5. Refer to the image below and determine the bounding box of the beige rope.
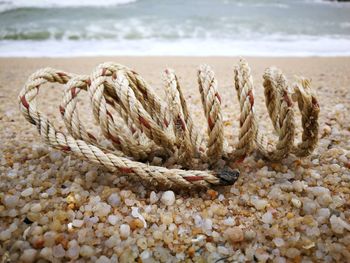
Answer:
[18,59,319,189]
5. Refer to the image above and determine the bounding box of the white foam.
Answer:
[0,0,137,12]
[1,36,350,57]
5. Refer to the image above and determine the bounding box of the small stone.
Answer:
[153,230,163,240]
[161,212,173,225]
[3,195,19,208]
[244,229,256,241]
[96,255,111,263]
[137,237,148,249]
[72,219,84,228]
[52,244,65,258]
[93,202,111,218]
[21,187,33,197]
[140,250,151,260]
[217,246,230,255]
[224,227,244,243]
[291,198,301,208]
[273,237,285,247]
[285,248,300,259]
[67,240,80,260]
[20,248,37,263]
[80,245,94,257]
[251,196,269,210]
[0,229,11,241]
[107,193,121,207]
[316,208,330,223]
[107,215,118,225]
[30,203,42,213]
[161,191,175,206]
[261,211,273,224]
[330,215,350,234]
[120,224,131,239]
[149,191,159,204]
[303,199,317,215]
[39,247,52,260]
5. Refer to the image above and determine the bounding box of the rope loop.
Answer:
[18,59,319,189]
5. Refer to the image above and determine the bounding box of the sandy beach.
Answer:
[0,56,350,262]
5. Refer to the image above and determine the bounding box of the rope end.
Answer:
[215,168,240,186]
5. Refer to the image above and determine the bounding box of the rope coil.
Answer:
[18,59,319,189]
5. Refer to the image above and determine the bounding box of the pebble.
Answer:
[273,237,285,247]
[20,248,37,263]
[72,219,84,228]
[21,187,33,197]
[330,215,350,234]
[107,193,121,207]
[285,248,300,259]
[251,197,268,210]
[3,195,19,208]
[0,229,11,241]
[107,215,118,225]
[120,224,131,239]
[39,247,52,260]
[67,240,80,259]
[96,255,111,263]
[161,191,175,206]
[149,191,159,204]
[291,198,301,208]
[80,245,95,257]
[303,199,317,215]
[224,227,244,243]
[52,244,65,258]
[261,211,273,224]
[30,203,42,213]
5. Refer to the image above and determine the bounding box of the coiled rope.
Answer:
[18,59,319,189]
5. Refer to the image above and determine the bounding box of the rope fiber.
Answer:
[18,59,320,189]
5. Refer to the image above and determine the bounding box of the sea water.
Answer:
[0,0,349,56]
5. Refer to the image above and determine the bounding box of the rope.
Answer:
[18,59,319,189]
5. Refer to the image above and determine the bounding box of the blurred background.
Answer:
[0,0,349,57]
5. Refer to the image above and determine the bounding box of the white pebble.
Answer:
[67,240,80,259]
[30,203,42,213]
[149,191,159,204]
[39,247,53,260]
[161,191,175,206]
[140,250,151,260]
[261,211,273,224]
[273,237,285,247]
[52,244,65,258]
[80,245,94,257]
[303,199,317,215]
[291,198,301,208]
[252,197,268,210]
[20,248,37,263]
[107,193,121,207]
[72,219,84,228]
[107,215,118,226]
[96,255,111,263]
[217,246,230,255]
[3,195,19,208]
[330,215,350,234]
[21,187,33,197]
[120,224,131,239]
[93,202,111,217]
[0,229,11,241]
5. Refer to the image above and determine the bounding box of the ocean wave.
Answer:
[0,0,137,13]
[1,36,350,57]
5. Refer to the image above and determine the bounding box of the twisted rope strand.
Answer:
[198,65,224,165]
[19,59,319,189]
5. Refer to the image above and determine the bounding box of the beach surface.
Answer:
[0,57,350,262]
